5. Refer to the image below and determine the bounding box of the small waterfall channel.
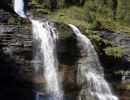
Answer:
[14,0,26,18]
[69,24,118,100]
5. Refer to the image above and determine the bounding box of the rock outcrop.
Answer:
[0,2,130,100]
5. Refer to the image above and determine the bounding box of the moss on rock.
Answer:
[54,22,75,39]
[104,47,126,58]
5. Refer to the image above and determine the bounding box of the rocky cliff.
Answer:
[0,1,130,100]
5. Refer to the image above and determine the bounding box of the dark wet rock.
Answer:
[95,29,130,99]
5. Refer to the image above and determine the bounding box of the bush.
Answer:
[116,0,130,25]
[91,20,102,29]
[55,22,74,39]
[104,47,125,58]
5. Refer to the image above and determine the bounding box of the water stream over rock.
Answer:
[14,0,26,18]
[31,20,63,100]
[69,24,119,100]
[14,0,63,99]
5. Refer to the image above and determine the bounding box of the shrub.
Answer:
[104,47,125,58]
[91,20,102,29]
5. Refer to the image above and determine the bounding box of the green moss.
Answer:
[8,16,22,25]
[55,22,74,39]
[32,0,44,4]
[126,84,130,90]
[104,47,125,58]
[37,8,51,14]
[59,64,68,69]
[89,34,112,53]
[90,35,112,46]
[90,20,102,29]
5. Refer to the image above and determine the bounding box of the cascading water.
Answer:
[31,20,63,100]
[69,24,119,100]
[14,0,63,99]
[14,0,26,18]
[13,0,118,99]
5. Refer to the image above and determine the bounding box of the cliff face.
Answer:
[0,9,35,100]
[96,30,130,100]
[0,1,130,100]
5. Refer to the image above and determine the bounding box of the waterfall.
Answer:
[13,0,63,99]
[31,20,63,100]
[69,24,118,100]
[14,0,26,18]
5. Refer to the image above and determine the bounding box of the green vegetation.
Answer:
[55,22,75,39]
[30,0,130,59]
[32,0,43,4]
[37,8,51,14]
[126,84,130,90]
[31,0,130,34]
[49,6,92,29]
[8,16,23,25]
[89,34,112,52]
[32,0,85,8]
[59,64,68,69]
[45,0,130,34]
[7,16,30,26]
[116,0,130,25]
[83,0,130,33]
[90,35,112,46]
[104,47,125,58]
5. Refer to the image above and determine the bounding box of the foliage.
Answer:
[32,0,51,8]
[59,64,68,69]
[90,35,112,46]
[32,0,85,8]
[104,47,125,58]
[90,20,102,29]
[32,0,130,26]
[49,6,91,29]
[7,16,30,25]
[90,34,112,53]
[32,0,44,4]
[8,16,22,25]
[126,85,130,90]
[32,0,130,33]
[36,8,51,14]
[84,0,130,25]
[55,22,74,39]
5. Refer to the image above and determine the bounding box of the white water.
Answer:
[69,24,118,100]
[13,0,63,99]
[14,0,26,18]
[32,20,63,100]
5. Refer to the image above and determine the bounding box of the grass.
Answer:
[89,11,130,34]
[49,6,92,29]
[48,5,130,34]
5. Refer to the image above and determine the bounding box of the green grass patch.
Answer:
[104,47,126,58]
[49,6,92,29]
